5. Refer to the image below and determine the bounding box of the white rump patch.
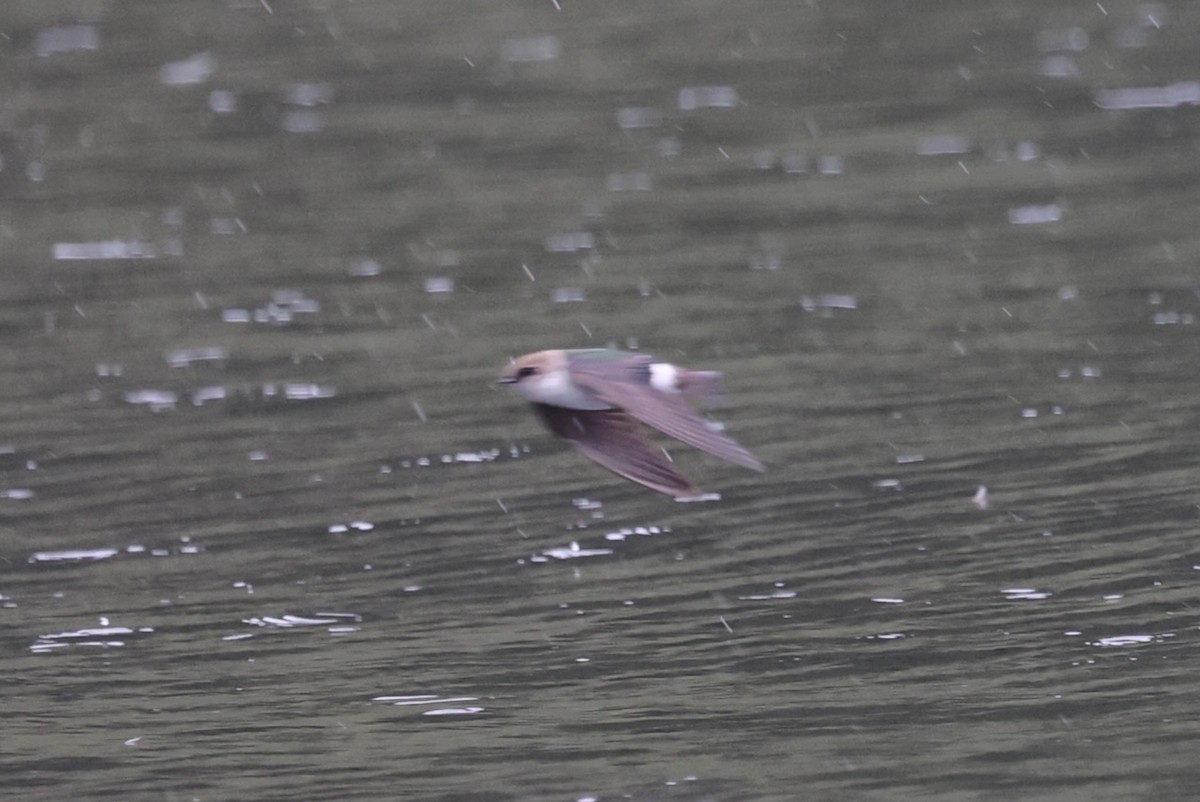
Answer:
[649,363,680,393]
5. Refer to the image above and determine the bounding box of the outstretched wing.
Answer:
[566,356,765,472]
[532,404,698,497]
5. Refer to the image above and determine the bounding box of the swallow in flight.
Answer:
[498,349,764,496]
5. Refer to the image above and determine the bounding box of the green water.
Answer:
[3,1,1200,800]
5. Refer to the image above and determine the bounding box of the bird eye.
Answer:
[516,366,538,378]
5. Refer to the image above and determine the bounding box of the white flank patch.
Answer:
[649,363,679,393]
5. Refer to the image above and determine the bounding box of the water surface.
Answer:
[3,1,1200,800]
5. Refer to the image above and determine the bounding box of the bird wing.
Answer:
[566,357,765,472]
[532,404,698,497]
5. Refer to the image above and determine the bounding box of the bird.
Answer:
[497,349,764,497]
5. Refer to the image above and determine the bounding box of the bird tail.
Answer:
[678,370,728,406]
